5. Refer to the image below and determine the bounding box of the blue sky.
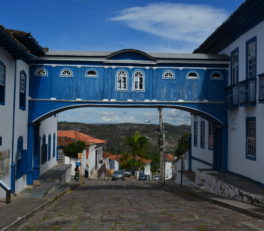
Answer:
[2,0,244,125]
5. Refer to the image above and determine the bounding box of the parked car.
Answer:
[152,175,160,181]
[124,169,132,177]
[138,173,148,180]
[112,170,125,181]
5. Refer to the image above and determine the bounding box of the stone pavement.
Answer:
[15,179,264,231]
[0,164,78,231]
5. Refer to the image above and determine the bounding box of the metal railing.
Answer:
[226,85,239,107]
[259,75,264,100]
[0,180,11,204]
[226,78,256,107]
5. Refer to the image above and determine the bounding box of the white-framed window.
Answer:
[133,70,144,91]
[193,121,198,147]
[231,48,239,85]
[59,68,73,77]
[162,71,175,79]
[246,117,256,160]
[116,70,128,90]
[208,122,214,150]
[0,62,5,105]
[85,69,98,78]
[246,37,257,79]
[200,120,205,149]
[210,71,222,80]
[187,71,199,79]
[19,71,26,110]
[34,67,48,76]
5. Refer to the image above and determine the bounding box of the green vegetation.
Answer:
[125,131,148,160]
[58,122,190,154]
[175,133,190,157]
[120,131,148,170]
[63,141,86,159]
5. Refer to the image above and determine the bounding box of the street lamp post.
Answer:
[158,108,165,186]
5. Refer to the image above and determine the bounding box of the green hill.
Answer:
[58,122,190,155]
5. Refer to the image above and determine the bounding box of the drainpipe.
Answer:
[10,60,17,193]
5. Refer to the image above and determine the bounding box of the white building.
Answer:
[57,130,106,178]
[0,27,57,199]
[191,0,264,184]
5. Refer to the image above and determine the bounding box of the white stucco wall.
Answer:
[191,115,213,171]
[39,115,58,175]
[144,163,152,178]
[221,20,264,184]
[0,48,15,198]
[0,49,31,197]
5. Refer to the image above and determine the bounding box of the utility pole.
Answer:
[158,108,165,186]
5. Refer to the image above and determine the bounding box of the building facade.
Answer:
[192,0,264,184]
[1,0,263,200]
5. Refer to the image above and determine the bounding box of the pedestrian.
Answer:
[85,164,89,178]
[74,165,80,181]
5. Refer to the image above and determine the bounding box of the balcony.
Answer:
[258,74,264,101]
[226,85,239,108]
[226,78,256,108]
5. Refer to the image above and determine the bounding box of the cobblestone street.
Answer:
[16,179,264,231]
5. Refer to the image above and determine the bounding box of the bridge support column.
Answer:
[26,123,37,185]
[213,125,228,172]
[33,124,40,180]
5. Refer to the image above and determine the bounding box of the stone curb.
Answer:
[1,183,79,231]
[162,183,264,220]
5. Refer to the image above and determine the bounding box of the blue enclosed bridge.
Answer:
[27,49,229,183]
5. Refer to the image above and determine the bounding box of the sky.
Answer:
[1,0,244,125]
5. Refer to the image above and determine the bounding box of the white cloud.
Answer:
[111,3,227,45]
[58,107,190,125]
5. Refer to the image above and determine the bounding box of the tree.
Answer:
[121,131,149,170]
[63,141,86,159]
[125,131,148,160]
[175,133,190,157]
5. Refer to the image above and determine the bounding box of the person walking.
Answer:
[85,164,89,179]
[74,165,80,181]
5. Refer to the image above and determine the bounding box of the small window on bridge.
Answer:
[60,68,73,77]
[34,67,48,76]
[162,71,174,79]
[85,69,98,78]
[187,71,199,79]
[116,70,128,90]
[211,71,222,80]
[133,70,144,91]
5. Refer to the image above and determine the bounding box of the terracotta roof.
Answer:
[165,154,175,162]
[0,25,45,60]
[135,156,152,164]
[58,130,106,146]
[103,152,121,161]
[58,136,75,147]
[6,28,46,56]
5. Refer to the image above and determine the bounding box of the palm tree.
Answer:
[125,131,148,160]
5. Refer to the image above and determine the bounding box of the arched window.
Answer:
[187,71,199,79]
[48,134,51,161]
[116,70,128,90]
[19,71,26,110]
[85,69,98,78]
[0,62,6,105]
[41,135,47,164]
[133,70,144,90]
[210,71,222,80]
[162,71,174,79]
[53,133,56,158]
[34,67,48,76]
[60,68,73,77]
[16,136,25,179]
